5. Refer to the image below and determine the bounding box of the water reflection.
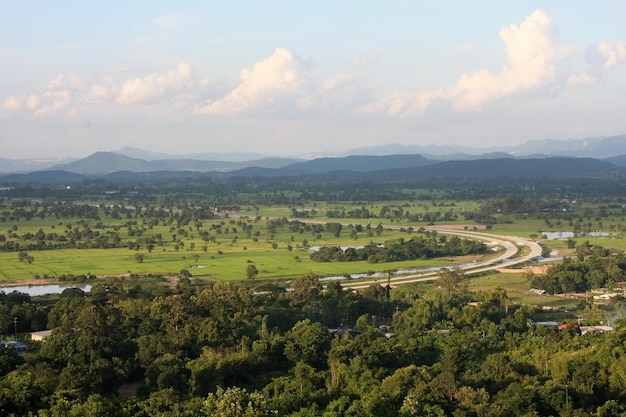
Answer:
[542,231,609,240]
[0,284,92,297]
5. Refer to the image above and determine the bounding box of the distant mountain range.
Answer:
[2,134,626,178]
[0,152,623,185]
[45,152,302,175]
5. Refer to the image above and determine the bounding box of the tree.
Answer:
[17,251,34,264]
[246,264,259,280]
[284,319,331,368]
[290,273,323,307]
[203,386,277,417]
[134,252,145,263]
[437,268,468,297]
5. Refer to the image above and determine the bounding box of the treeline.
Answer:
[1,269,626,415]
[4,174,626,204]
[530,245,626,294]
[311,235,487,263]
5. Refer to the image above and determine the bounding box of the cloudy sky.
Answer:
[2,1,626,159]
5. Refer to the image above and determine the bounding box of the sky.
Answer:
[2,1,626,159]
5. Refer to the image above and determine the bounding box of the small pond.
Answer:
[542,231,609,240]
[0,284,92,297]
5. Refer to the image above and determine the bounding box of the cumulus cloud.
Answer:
[360,90,443,117]
[447,10,571,111]
[4,78,73,116]
[585,41,626,80]
[567,71,595,87]
[597,42,626,71]
[26,95,40,111]
[2,71,117,116]
[3,97,22,110]
[87,83,117,102]
[117,63,195,104]
[1,63,202,118]
[365,10,578,116]
[195,48,312,115]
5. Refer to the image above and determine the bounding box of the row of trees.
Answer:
[311,235,487,263]
[1,265,626,415]
[529,247,626,294]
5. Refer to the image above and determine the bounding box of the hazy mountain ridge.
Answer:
[2,156,621,185]
[49,152,302,175]
[603,155,626,168]
[281,154,435,174]
[0,157,75,174]
[500,134,626,158]
[114,146,268,162]
[2,133,626,175]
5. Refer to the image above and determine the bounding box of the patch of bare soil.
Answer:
[0,278,58,288]
[497,266,548,274]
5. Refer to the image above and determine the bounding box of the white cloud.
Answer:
[585,42,626,80]
[3,96,22,110]
[152,13,179,30]
[360,90,443,117]
[365,10,575,116]
[48,74,65,89]
[321,74,359,93]
[33,90,71,116]
[47,90,71,110]
[447,10,570,111]
[597,42,626,71]
[26,95,40,111]
[117,63,195,104]
[87,83,117,101]
[195,48,312,115]
[567,71,595,87]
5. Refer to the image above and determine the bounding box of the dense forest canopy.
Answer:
[1,271,626,416]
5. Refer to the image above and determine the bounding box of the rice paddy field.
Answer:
[0,207,488,282]
[2,199,625,290]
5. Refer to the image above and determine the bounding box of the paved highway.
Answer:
[341,226,543,289]
[232,215,544,289]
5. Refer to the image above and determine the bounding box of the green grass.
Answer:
[0,213,485,282]
[4,200,626,287]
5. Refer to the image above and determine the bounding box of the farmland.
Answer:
[3,175,626,415]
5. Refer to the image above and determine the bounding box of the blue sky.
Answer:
[2,1,626,159]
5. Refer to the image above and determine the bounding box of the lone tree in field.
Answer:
[246,264,259,280]
[134,252,146,263]
[18,251,34,264]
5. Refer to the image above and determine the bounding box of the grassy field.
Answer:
[2,200,626,286]
[0,211,493,282]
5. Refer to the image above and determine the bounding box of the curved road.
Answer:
[232,215,544,289]
[340,226,543,289]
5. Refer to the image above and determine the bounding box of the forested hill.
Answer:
[49,151,301,175]
[235,157,623,181]
[363,157,623,180]
[604,154,626,168]
[279,154,435,174]
[0,156,623,184]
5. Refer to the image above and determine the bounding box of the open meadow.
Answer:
[2,198,626,284]
[1,202,493,282]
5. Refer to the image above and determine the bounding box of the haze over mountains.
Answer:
[2,134,626,178]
